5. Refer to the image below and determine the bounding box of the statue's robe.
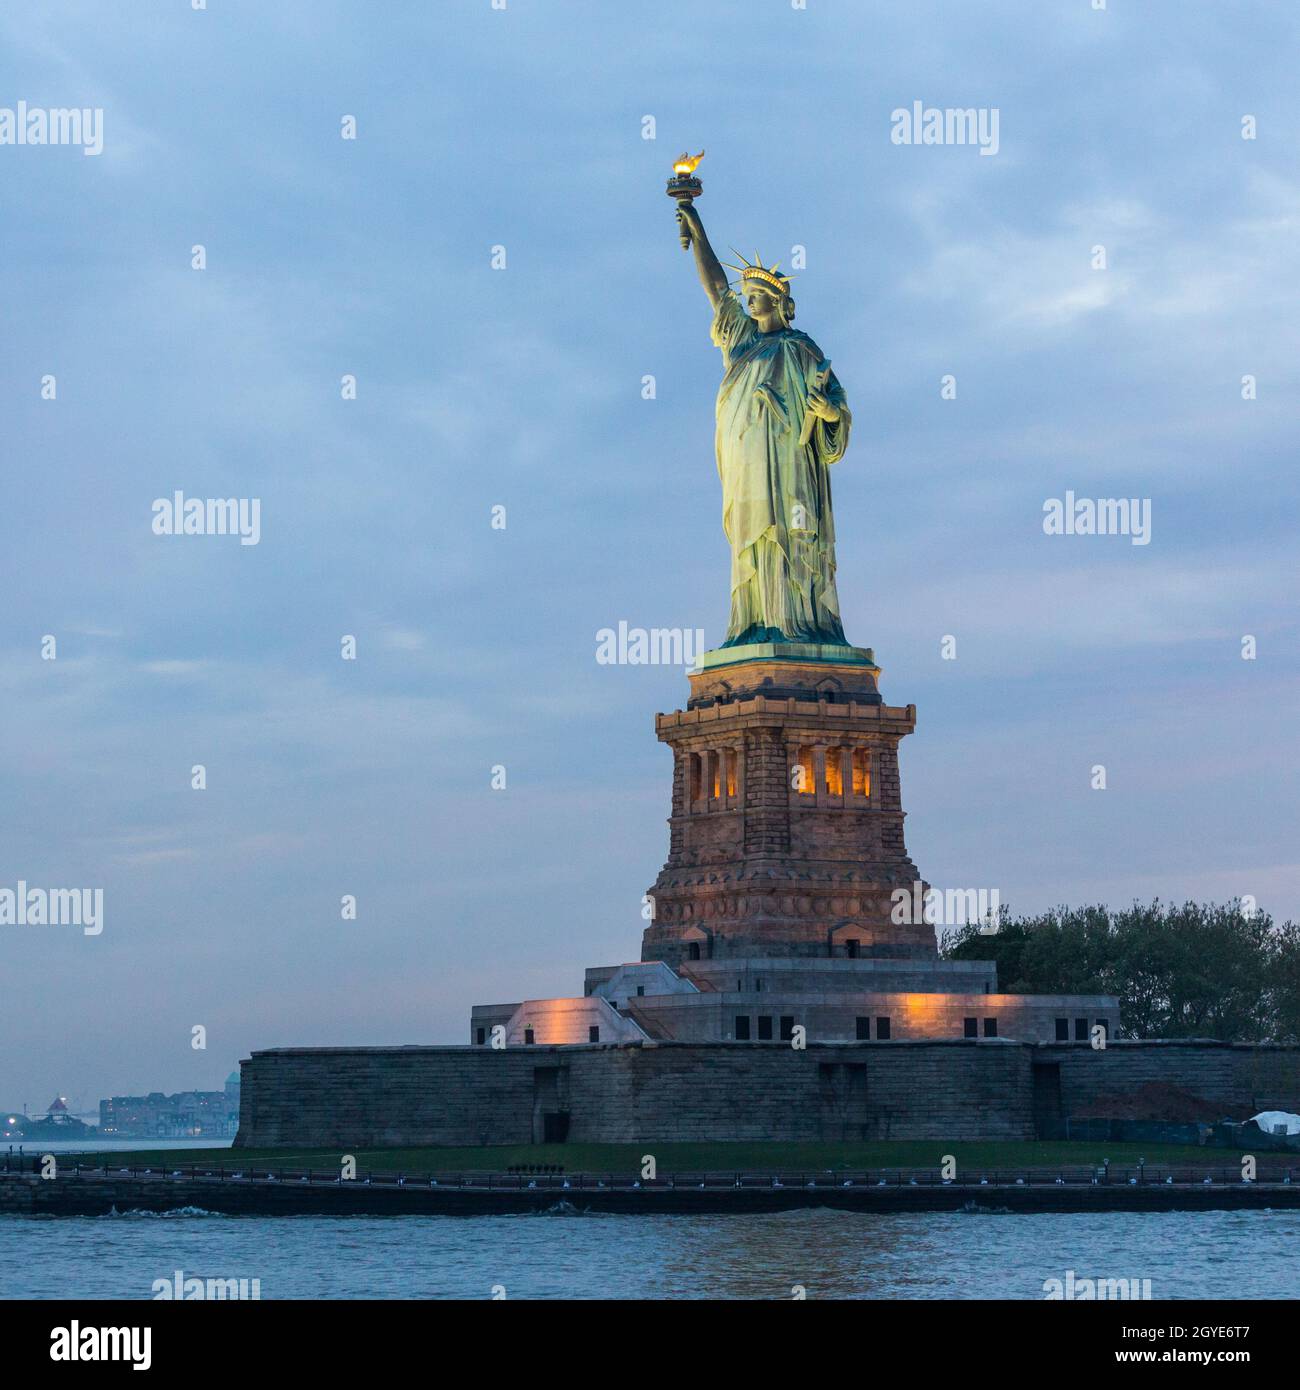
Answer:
[711,289,851,646]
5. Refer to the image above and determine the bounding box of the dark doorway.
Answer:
[1032,1062,1063,1138]
[531,1066,567,1143]
[818,1061,869,1140]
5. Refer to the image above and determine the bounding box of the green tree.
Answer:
[942,900,1289,1041]
[1268,921,1300,1043]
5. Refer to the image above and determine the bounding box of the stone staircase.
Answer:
[675,964,717,992]
[621,1003,674,1040]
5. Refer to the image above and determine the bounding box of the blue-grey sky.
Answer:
[2,0,1297,1112]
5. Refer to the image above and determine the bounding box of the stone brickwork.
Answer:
[238,1041,1033,1147]
[469,996,647,1047]
[643,653,931,966]
[623,991,1117,1045]
[236,1039,1300,1150]
[1037,1041,1300,1118]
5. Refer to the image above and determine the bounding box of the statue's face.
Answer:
[744,283,785,329]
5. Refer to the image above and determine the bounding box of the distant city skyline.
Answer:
[2,0,1297,1105]
[1,1073,236,1119]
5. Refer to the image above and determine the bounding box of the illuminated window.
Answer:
[709,750,721,799]
[824,746,844,796]
[852,748,870,796]
[725,748,738,797]
[793,747,814,795]
[689,753,702,802]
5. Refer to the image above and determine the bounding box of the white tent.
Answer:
[1249,1111,1300,1136]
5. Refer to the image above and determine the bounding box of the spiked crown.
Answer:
[723,250,791,297]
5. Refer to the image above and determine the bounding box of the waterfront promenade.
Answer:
[3,1159,1297,1217]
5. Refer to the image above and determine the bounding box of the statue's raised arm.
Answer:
[676,202,727,311]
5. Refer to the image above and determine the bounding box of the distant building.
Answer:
[99,1084,239,1139]
[2,1096,95,1142]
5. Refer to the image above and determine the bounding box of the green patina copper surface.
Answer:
[694,641,877,673]
[675,187,855,649]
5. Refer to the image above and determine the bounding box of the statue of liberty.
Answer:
[676,198,852,648]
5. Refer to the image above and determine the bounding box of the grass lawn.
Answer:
[59,1138,1262,1175]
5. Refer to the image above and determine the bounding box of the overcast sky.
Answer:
[2,0,1297,1113]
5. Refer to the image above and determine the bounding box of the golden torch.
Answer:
[667,151,704,248]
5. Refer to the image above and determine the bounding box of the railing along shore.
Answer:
[2,1156,1294,1190]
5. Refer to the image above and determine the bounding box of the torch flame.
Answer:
[672,150,705,176]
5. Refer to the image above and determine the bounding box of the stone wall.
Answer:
[468,996,646,1047]
[572,990,1117,1046]
[714,992,1116,1045]
[565,1040,1034,1144]
[237,1039,1300,1151]
[471,972,1116,1047]
[1038,1041,1300,1116]
[238,1040,1034,1147]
